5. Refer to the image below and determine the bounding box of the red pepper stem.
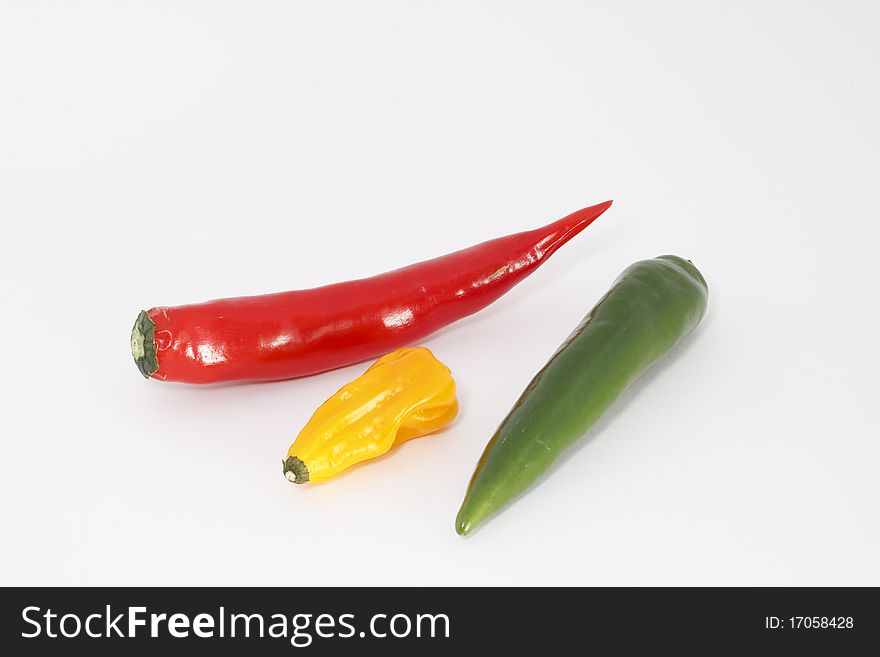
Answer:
[131,311,158,378]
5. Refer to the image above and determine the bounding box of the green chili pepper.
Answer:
[455,255,708,535]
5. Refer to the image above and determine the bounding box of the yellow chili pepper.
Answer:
[282,347,458,484]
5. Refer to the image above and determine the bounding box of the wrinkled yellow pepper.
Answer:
[282,347,458,484]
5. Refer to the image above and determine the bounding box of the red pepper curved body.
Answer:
[132,201,612,383]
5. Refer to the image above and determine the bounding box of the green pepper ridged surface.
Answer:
[455,255,708,536]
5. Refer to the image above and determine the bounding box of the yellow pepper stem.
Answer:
[282,456,309,484]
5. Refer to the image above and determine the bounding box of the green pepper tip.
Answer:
[454,503,484,536]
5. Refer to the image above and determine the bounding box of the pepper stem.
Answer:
[283,456,310,484]
[131,310,158,378]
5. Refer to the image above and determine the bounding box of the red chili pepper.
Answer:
[131,200,612,383]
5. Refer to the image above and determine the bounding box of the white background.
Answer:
[1,1,878,586]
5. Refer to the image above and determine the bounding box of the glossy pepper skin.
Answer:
[455,256,708,535]
[130,201,612,383]
[283,347,457,484]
